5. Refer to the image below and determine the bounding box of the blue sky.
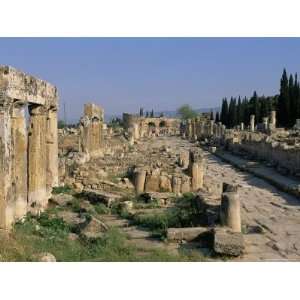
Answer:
[0,38,300,122]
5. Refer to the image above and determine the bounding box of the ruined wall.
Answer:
[0,66,58,229]
[227,131,300,175]
[123,113,180,141]
[79,103,104,158]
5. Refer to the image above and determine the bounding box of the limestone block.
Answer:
[145,174,160,192]
[213,227,244,256]
[167,227,210,242]
[172,175,182,194]
[181,175,191,193]
[159,175,172,192]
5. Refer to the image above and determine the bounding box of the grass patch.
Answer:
[94,203,110,215]
[52,186,73,195]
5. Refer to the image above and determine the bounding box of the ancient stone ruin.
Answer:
[0,66,58,229]
[123,112,180,143]
[79,103,104,158]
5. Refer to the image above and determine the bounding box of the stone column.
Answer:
[11,103,28,219]
[190,160,204,190]
[187,120,192,139]
[0,106,13,229]
[188,149,205,191]
[134,169,146,194]
[46,108,59,193]
[270,110,276,129]
[28,105,48,212]
[240,122,244,131]
[172,175,182,194]
[210,120,214,136]
[250,115,255,132]
[262,117,268,131]
[133,123,140,140]
[220,192,241,232]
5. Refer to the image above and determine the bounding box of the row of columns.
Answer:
[0,101,58,229]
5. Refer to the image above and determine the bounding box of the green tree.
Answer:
[228,97,237,128]
[139,107,144,117]
[177,104,197,120]
[58,120,65,129]
[220,98,229,126]
[277,69,289,127]
[215,111,220,123]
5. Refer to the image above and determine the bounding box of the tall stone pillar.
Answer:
[240,122,244,131]
[28,105,48,212]
[220,192,241,232]
[250,115,255,132]
[134,169,146,194]
[0,106,13,229]
[270,110,276,129]
[262,117,268,131]
[46,108,59,193]
[133,123,140,140]
[11,103,28,219]
[188,149,205,191]
[210,120,214,136]
[187,119,192,139]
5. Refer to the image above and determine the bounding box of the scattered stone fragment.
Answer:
[213,227,244,256]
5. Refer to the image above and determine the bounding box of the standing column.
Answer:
[46,108,59,194]
[28,105,47,212]
[250,115,255,132]
[0,105,13,229]
[220,192,241,232]
[134,169,146,194]
[270,110,276,129]
[262,117,268,131]
[11,103,28,219]
[188,149,205,191]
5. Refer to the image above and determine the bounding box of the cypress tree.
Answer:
[215,111,220,123]
[221,98,229,126]
[278,69,289,127]
[236,96,242,125]
[288,74,294,126]
[228,97,237,128]
[139,107,144,117]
